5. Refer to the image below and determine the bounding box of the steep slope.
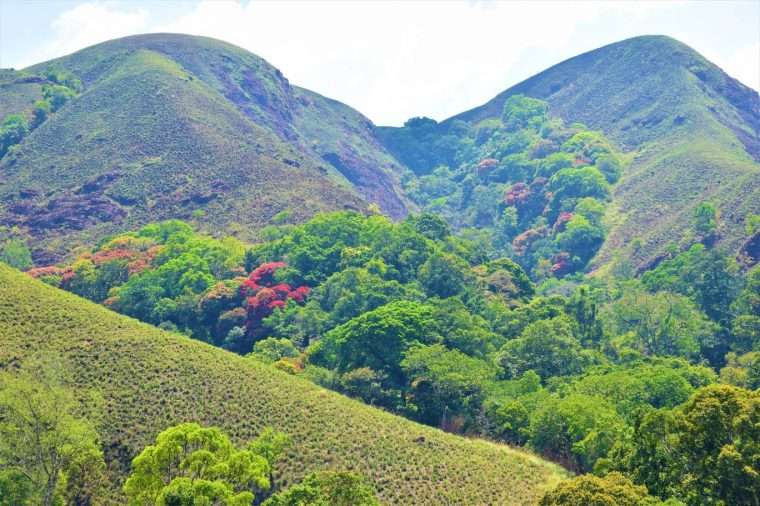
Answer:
[384,35,760,272]
[0,34,408,264]
[0,263,566,505]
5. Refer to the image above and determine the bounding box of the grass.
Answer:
[0,34,407,263]
[0,263,567,505]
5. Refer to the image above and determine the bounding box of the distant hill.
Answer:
[382,35,760,272]
[0,34,409,264]
[0,263,566,505]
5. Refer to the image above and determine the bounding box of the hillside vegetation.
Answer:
[0,263,567,505]
[382,35,760,272]
[0,34,408,264]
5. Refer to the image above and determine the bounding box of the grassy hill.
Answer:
[0,263,566,505]
[0,34,408,264]
[396,35,760,272]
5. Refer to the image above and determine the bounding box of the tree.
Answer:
[417,252,468,298]
[249,337,299,364]
[0,238,32,270]
[498,316,587,380]
[693,202,717,240]
[611,385,760,506]
[311,301,439,385]
[0,114,29,157]
[540,472,666,506]
[547,166,609,221]
[32,99,51,127]
[406,213,451,241]
[124,423,286,505]
[42,84,76,111]
[262,471,379,506]
[501,95,549,131]
[529,394,625,472]
[401,344,497,428]
[731,265,760,353]
[602,287,717,359]
[0,356,104,506]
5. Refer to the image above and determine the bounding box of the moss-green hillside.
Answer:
[429,35,760,271]
[0,34,408,264]
[0,263,566,505]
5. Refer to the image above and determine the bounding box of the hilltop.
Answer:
[0,263,566,505]
[381,35,760,272]
[0,34,408,264]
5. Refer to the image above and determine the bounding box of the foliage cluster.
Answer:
[389,95,621,278]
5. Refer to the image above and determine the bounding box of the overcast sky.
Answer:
[1,0,758,125]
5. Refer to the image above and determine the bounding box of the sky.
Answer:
[0,0,758,126]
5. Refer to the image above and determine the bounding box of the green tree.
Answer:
[401,343,497,428]
[249,337,299,364]
[693,202,718,239]
[612,385,760,506]
[262,471,379,506]
[731,265,760,353]
[501,95,549,131]
[602,287,717,358]
[498,316,587,380]
[32,99,51,127]
[0,113,29,157]
[417,251,468,298]
[124,423,285,505]
[311,301,439,385]
[42,84,76,111]
[0,356,104,506]
[0,238,32,270]
[529,394,625,472]
[540,472,667,506]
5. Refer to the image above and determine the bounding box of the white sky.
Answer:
[0,0,758,126]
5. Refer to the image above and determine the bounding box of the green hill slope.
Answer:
[384,35,760,272]
[0,34,408,264]
[0,263,566,505]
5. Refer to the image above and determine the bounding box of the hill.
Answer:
[0,34,408,264]
[382,35,760,272]
[0,263,566,505]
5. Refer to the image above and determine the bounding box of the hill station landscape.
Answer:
[0,27,759,506]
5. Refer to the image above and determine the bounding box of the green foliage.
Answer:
[262,471,379,506]
[42,83,76,112]
[499,316,588,380]
[0,355,105,506]
[612,385,760,506]
[386,95,619,278]
[250,337,300,364]
[693,201,718,238]
[601,286,717,358]
[502,95,548,131]
[0,113,28,158]
[123,423,280,505]
[529,394,625,472]
[401,344,497,427]
[540,472,666,506]
[313,300,438,382]
[0,237,32,270]
[417,251,468,298]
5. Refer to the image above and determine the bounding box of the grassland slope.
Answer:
[0,263,566,505]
